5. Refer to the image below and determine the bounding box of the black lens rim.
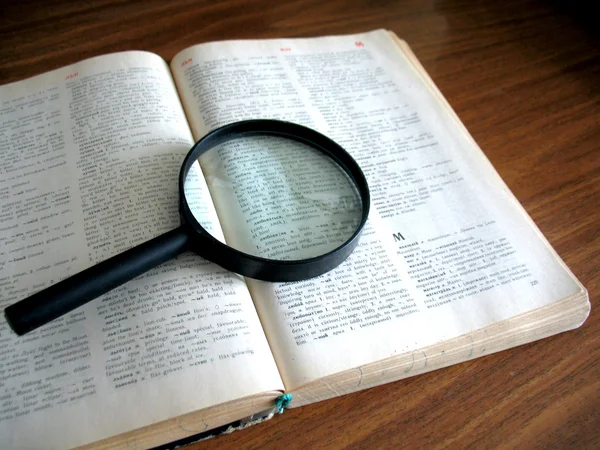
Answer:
[179,119,370,282]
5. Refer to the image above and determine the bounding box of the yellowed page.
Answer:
[281,32,590,408]
[170,30,585,391]
[0,52,282,449]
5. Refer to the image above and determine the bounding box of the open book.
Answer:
[0,30,589,449]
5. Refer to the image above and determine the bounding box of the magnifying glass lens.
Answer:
[184,135,362,260]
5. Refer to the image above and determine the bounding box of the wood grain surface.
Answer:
[1,0,598,448]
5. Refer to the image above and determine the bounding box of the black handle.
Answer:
[5,227,190,335]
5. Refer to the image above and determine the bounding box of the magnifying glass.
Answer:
[4,120,369,336]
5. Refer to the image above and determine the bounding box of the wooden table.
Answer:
[1,0,598,448]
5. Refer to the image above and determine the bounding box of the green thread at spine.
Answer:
[275,393,292,413]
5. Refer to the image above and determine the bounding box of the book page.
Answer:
[171,30,583,390]
[0,52,282,449]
